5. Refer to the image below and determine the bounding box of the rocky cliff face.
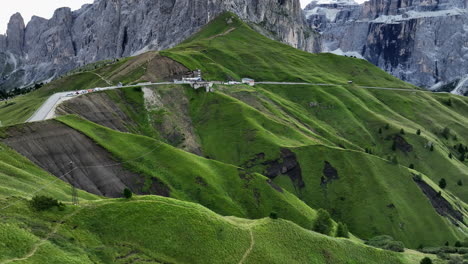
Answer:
[0,0,320,91]
[305,0,468,95]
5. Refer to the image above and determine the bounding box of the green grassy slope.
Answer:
[293,145,464,247]
[255,84,468,201]
[0,196,426,264]
[57,115,318,230]
[182,85,467,247]
[0,11,466,263]
[38,12,468,248]
[161,12,415,89]
[53,82,468,248]
[158,12,468,229]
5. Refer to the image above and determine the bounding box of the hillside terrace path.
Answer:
[0,206,85,264]
[26,81,425,123]
[0,199,219,263]
[238,228,255,264]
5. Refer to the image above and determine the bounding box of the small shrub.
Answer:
[458,144,465,154]
[366,235,405,252]
[30,195,64,211]
[462,239,468,247]
[446,99,452,107]
[417,129,421,136]
[449,153,453,159]
[458,180,463,186]
[313,209,332,235]
[430,145,434,151]
[446,241,450,246]
[385,123,390,130]
[392,142,397,151]
[400,129,405,135]
[414,174,422,181]
[336,222,349,238]
[442,127,451,139]
[448,256,464,264]
[378,128,383,134]
[460,154,466,162]
[437,252,450,260]
[420,257,432,264]
[269,212,278,219]
[386,241,405,252]
[455,241,462,247]
[420,246,468,255]
[123,188,133,199]
[439,178,447,189]
[409,164,415,169]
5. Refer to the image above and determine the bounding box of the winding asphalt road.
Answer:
[27,82,172,122]
[26,81,422,123]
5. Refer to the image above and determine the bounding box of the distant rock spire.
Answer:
[6,12,25,55]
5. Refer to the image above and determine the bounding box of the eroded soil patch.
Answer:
[2,121,169,198]
[57,92,135,132]
[321,161,339,187]
[413,175,464,226]
[263,148,305,191]
[392,135,413,153]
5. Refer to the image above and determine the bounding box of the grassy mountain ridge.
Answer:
[0,195,426,264]
[161,12,416,89]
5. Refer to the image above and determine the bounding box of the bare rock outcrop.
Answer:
[304,0,468,94]
[0,0,321,91]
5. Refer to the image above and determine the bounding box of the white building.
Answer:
[192,82,214,93]
[242,78,255,86]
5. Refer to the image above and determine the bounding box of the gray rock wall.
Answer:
[305,0,468,94]
[0,0,321,91]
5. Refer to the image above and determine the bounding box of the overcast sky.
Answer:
[1,0,364,34]
[0,0,94,34]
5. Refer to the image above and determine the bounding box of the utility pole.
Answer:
[69,161,78,205]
